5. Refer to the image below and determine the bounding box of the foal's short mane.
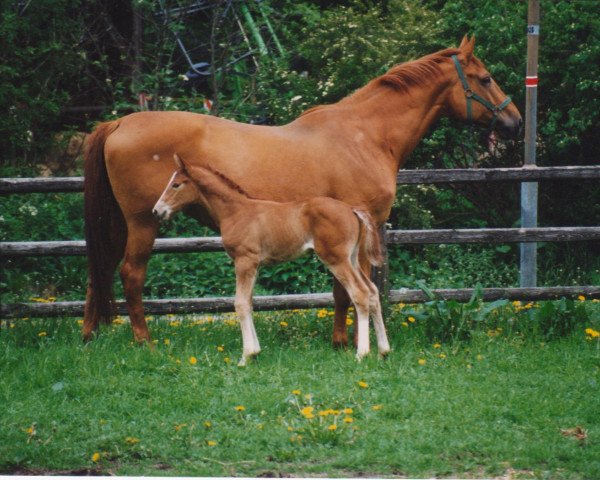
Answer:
[201,165,254,199]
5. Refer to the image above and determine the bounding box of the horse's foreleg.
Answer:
[234,256,260,366]
[332,277,351,348]
[119,219,158,343]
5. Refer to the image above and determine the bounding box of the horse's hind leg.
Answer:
[82,216,127,341]
[119,217,158,343]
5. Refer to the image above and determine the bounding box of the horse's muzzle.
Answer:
[496,114,523,139]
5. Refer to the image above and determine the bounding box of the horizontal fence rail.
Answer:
[2,166,600,194]
[2,164,598,319]
[2,286,599,319]
[2,227,600,258]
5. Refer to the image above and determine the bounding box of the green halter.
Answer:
[451,55,512,131]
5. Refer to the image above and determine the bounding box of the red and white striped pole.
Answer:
[520,0,540,287]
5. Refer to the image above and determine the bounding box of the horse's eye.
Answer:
[172,183,180,189]
[481,76,492,85]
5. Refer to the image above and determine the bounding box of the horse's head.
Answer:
[445,36,522,138]
[152,154,200,222]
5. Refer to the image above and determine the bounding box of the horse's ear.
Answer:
[459,35,475,64]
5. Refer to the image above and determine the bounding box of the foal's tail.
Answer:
[83,120,124,326]
[352,209,383,267]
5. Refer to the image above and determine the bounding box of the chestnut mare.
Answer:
[83,36,521,344]
[153,154,390,364]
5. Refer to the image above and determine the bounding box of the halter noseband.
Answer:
[451,55,512,131]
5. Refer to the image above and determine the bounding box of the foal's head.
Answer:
[152,154,200,222]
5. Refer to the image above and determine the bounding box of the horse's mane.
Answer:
[299,47,483,117]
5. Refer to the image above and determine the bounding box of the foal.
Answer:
[153,154,390,365]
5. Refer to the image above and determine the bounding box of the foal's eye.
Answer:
[172,183,181,189]
[481,76,492,86]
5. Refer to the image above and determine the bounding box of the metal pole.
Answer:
[520,0,540,287]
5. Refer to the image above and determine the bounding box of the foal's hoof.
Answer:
[355,351,369,362]
[238,351,260,367]
[378,348,392,359]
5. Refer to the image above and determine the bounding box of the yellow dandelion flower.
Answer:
[585,328,600,338]
[401,322,409,328]
[439,353,447,359]
[91,452,101,463]
[418,358,426,366]
[408,316,416,323]
[38,331,47,337]
[371,404,383,411]
[234,405,246,412]
[345,317,353,326]
[204,421,212,428]
[343,417,353,423]
[317,309,328,318]
[476,354,484,361]
[77,319,84,325]
[343,408,353,415]
[189,356,197,365]
[279,321,288,327]
[578,295,586,302]
[217,345,224,352]
[328,424,337,431]
[358,381,368,388]
[174,423,187,431]
[292,389,301,395]
[125,436,140,445]
[207,440,217,446]
[300,406,314,417]
[163,338,170,345]
[433,343,441,349]
[224,357,231,363]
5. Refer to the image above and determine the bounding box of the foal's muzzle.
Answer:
[152,202,172,222]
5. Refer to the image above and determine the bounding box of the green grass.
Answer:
[1,304,599,478]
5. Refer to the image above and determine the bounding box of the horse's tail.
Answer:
[352,209,383,267]
[83,120,124,325]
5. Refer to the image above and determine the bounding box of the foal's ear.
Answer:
[459,35,475,64]
[173,153,187,173]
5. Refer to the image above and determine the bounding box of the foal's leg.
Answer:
[360,270,391,356]
[328,262,371,360]
[234,256,260,366]
[119,217,158,343]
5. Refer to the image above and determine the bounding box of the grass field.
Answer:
[1,301,599,478]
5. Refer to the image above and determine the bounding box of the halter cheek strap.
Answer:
[451,55,512,131]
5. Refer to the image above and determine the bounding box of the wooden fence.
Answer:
[2,166,600,318]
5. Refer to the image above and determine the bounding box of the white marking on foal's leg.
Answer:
[234,259,261,367]
[361,272,390,356]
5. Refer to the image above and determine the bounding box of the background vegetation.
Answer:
[1,0,599,301]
